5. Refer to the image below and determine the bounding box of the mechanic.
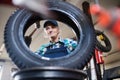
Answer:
[35,20,77,58]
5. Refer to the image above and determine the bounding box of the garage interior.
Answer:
[0,0,120,80]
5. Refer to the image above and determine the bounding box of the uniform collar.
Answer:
[49,38,63,45]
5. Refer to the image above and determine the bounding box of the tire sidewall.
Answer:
[5,1,95,69]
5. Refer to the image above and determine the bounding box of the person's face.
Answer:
[45,25,59,38]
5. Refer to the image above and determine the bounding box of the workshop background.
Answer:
[0,0,120,80]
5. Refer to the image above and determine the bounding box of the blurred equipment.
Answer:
[90,4,120,48]
[12,0,50,16]
[0,0,51,17]
[95,30,112,52]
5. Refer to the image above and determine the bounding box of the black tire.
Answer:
[13,67,87,80]
[4,0,96,69]
[96,30,112,52]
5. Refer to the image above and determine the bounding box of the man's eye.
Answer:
[46,27,49,30]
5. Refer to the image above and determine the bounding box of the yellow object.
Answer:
[98,34,104,41]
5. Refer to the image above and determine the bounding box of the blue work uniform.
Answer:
[35,38,77,58]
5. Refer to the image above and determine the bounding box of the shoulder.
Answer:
[62,38,77,43]
[62,38,77,51]
[61,38,77,47]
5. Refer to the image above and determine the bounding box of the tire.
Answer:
[96,30,112,52]
[4,0,96,69]
[13,67,87,80]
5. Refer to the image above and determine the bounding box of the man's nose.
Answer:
[48,28,53,32]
